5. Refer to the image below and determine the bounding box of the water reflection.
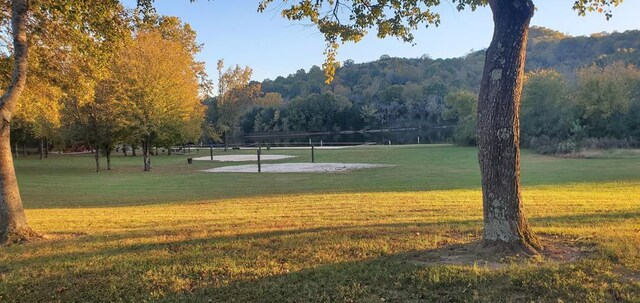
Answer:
[237,127,454,146]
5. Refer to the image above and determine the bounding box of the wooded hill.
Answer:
[239,27,640,137]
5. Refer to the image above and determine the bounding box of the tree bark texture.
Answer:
[0,0,39,244]
[477,0,540,253]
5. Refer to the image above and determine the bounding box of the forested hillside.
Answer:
[229,27,640,138]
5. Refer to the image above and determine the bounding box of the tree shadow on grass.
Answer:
[7,209,640,269]
[2,211,639,302]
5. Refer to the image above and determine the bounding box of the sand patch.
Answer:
[201,163,392,173]
[193,155,295,162]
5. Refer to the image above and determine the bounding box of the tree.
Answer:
[0,0,129,244]
[575,62,640,138]
[13,75,63,160]
[0,0,36,244]
[112,29,203,171]
[521,69,571,142]
[211,60,260,150]
[443,91,478,146]
[258,0,623,253]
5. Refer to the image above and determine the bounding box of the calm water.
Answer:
[235,128,454,147]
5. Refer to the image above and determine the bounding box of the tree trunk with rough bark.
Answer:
[0,0,40,244]
[477,0,541,254]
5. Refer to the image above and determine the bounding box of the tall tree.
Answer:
[0,0,36,244]
[211,60,260,150]
[521,69,571,141]
[111,29,203,171]
[0,0,128,244]
[258,0,623,253]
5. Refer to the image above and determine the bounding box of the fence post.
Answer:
[417,137,420,144]
[210,144,213,160]
[311,144,315,163]
[257,148,261,173]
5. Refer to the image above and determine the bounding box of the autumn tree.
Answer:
[258,0,624,253]
[0,0,129,244]
[111,29,203,171]
[210,60,260,150]
[12,75,63,159]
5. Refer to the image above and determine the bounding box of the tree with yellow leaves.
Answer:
[111,29,204,171]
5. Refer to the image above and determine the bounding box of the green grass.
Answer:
[1,145,639,302]
[14,145,640,208]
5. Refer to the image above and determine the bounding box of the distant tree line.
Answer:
[444,62,640,153]
[204,27,640,152]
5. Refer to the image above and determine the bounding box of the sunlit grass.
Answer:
[2,146,639,301]
[1,182,638,302]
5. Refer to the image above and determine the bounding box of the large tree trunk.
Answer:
[0,0,39,244]
[132,144,137,156]
[477,0,540,254]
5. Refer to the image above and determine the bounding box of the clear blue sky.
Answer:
[122,1,639,83]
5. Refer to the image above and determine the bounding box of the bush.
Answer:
[580,137,632,149]
[555,140,579,154]
[529,136,560,155]
[528,136,639,155]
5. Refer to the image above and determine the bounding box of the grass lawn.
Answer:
[1,145,639,302]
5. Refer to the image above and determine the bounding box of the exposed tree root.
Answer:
[1,226,42,245]
[411,235,594,269]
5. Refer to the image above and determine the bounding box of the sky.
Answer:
[121,1,640,83]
